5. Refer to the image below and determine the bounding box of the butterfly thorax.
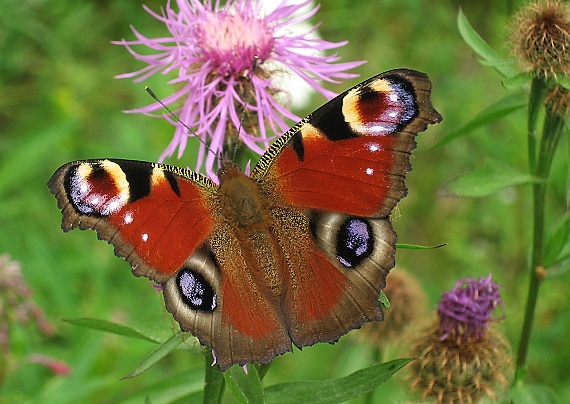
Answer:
[217,161,269,232]
[216,161,285,299]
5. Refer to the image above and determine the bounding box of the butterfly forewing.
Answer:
[48,159,218,282]
[252,69,442,218]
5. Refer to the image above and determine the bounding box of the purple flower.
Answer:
[437,274,505,342]
[114,0,364,177]
[0,254,54,356]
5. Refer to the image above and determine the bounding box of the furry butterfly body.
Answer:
[48,69,441,370]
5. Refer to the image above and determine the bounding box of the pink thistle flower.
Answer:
[437,274,505,342]
[114,0,364,177]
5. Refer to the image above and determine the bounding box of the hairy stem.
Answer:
[515,93,565,382]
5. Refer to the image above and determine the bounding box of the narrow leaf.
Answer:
[457,9,517,77]
[264,358,412,403]
[64,318,158,343]
[431,92,527,149]
[124,333,184,378]
[438,160,542,197]
[507,383,561,404]
[116,368,204,403]
[556,74,570,90]
[224,365,264,404]
[378,290,391,309]
[503,72,533,90]
[544,213,570,268]
[397,243,447,250]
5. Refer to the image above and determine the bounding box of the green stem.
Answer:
[527,77,549,174]
[515,104,565,382]
[203,350,225,404]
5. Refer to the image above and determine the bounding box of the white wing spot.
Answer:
[124,211,133,224]
[142,233,149,242]
[366,167,374,176]
[368,142,380,152]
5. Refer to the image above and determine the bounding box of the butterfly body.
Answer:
[49,69,441,370]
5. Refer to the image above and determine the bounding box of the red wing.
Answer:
[48,159,217,283]
[252,69,442,218]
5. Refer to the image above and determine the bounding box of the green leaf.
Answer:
[431,92,527,149]
[378,290,390,309]
[64,318,159,343]
[114,368,204,404]
[224,364,264,404]
[396,243,447,250]
[507,383,561,404]
[457,8,517,77]
[438,160,542,197]
[555,74,570,90]
[264,358,412,403]
[503,71,533,90]
[544,213,570,268]
[124,333,185,378]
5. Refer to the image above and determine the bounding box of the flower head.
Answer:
[508,0,570,78]
[410,325,512,403]
[115,0,363,177]
[545,84,570,116]
[437,273,504,343]
[409,274,511,403]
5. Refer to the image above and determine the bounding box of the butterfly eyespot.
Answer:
[177,268,217,312]
[66,161,130,216]
[343,75,418,137]
[336,218,374,268]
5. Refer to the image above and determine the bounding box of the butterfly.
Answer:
[48,69,441,371]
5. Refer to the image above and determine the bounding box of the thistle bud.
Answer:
[508,0,570,78]
[409,275,512,403]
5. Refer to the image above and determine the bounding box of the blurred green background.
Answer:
[1,0,568,402]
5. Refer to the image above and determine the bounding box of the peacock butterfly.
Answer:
[48,69,441,371]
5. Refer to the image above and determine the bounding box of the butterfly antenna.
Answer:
[231,55,259,163]
[144,86,211,154]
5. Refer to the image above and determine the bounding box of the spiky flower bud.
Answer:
[545,84,570,116]
[409,274,512,403]
[508,0,570,78]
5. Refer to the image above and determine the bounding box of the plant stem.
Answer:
[527,77,549,174]
[515,98,565,382]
